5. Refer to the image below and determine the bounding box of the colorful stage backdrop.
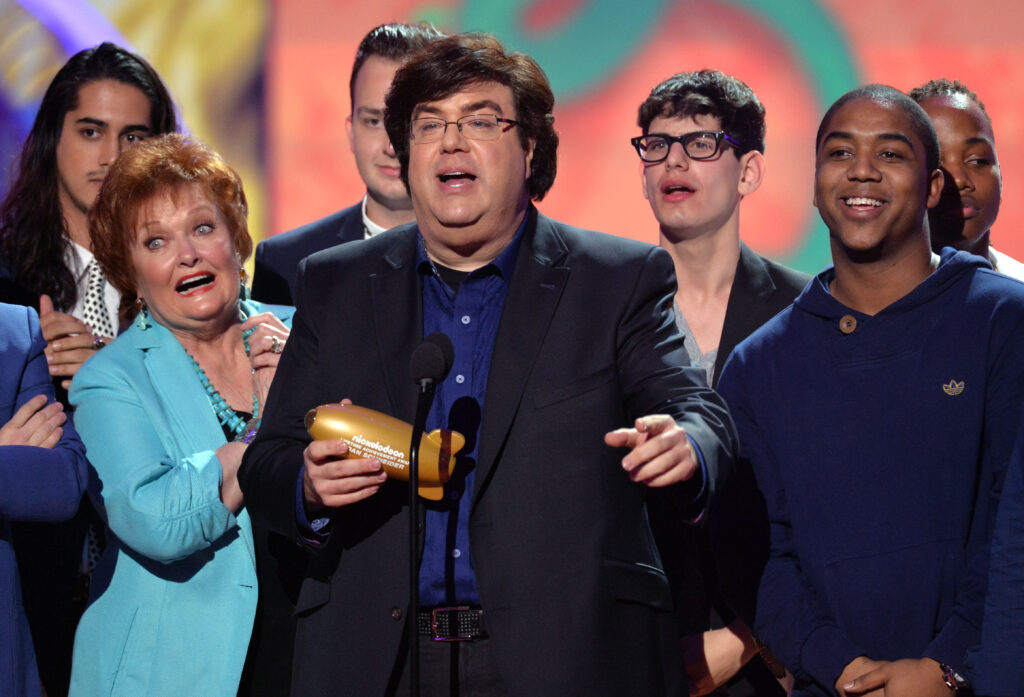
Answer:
[3,0,1023,274]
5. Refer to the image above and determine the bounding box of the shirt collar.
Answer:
[63,239,95,283]
[361,195,390,239]
[416,214,528,281]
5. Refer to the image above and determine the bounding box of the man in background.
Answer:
[909,78,1024,279]
[251,22,443,304]
[632,69,808,696]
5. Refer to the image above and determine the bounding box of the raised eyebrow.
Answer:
[412,104,444,118]
[964,136,996,149]
[75,117,108,129]
[875,132,914,149]
[461,100,504,115]
[820,131,854,147]
[120,125,153,136]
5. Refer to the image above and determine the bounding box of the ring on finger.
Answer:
[92,335,107,350]
[270,335,283,354]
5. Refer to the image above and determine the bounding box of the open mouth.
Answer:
[176,273,215,294]
[438,171,477,185]
[663,184,694,195]
[843,196,883,208]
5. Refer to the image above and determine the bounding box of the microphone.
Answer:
[410,332,454,389]
[407,332,453,697]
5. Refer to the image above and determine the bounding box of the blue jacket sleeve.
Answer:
[70,354,237,564]
[0,306,88,521]
[972,420,1024,696]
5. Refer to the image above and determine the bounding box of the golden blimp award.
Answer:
[305,403,465,501]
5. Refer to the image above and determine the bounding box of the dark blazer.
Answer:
[658,242,810,696]
[251,202,364,305]
[240,209,737,697]
[712,243,812,389]
[247,203,364,696]
[0,303,87,697]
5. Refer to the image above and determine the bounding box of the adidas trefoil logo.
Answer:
[943,379,965,396]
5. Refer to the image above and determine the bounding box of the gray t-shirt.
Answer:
[674,303,717,385]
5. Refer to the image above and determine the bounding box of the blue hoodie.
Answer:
[717,249,1024,696]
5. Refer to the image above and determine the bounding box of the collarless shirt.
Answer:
[416,220,525,606]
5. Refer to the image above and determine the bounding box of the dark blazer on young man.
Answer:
[659,242,810,696]
[239,207,738,697]
[251,202,364,305]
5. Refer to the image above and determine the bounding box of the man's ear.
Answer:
[346,114,355,155]
[640,160,652,202]
[926,167,945,209]
[812,165,820,210]
[524,138,535,180]
[737,150,766,197]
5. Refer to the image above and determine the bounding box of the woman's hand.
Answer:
[242,312,290,410]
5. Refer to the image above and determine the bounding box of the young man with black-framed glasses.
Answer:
[633,69,808,697]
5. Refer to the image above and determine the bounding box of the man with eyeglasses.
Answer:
[632,70,807,697]
[240,33,736,696]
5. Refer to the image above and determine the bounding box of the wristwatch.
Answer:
[940,663,970,693]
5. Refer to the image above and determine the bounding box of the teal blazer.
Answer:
[67,300,294,697]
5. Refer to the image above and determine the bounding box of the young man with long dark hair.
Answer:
[0,42,175,696]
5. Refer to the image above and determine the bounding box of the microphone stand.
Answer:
[408,377,436,697]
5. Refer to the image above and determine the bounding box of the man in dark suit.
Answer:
[632,70,809,696]
[1,303,87,697]
[251,22,442,304]
[240,33,736,696]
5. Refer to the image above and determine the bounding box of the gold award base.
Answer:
[305,403,465,501]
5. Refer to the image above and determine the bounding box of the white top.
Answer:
[991,247,1024,282]
[64,240,120,330]
[361,196,389,239]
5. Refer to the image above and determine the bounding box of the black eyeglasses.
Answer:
[630,131,742,163]
[410,114,520,143]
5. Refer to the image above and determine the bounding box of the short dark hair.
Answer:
[909,78,992,127]
[0,42,177,312]
[636,69,765,155]
[816,84,940,173]
[384,32,558,201]
[90,134,250,324]
[349,23,444,106]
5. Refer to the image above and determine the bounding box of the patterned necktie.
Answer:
[82,258,115,337]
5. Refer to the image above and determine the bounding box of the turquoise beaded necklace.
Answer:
[187,326,259,438]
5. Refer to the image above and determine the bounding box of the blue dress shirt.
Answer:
[416,224,524,606]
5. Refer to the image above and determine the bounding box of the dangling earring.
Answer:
[238,266,251,302]
[134,296,151,330]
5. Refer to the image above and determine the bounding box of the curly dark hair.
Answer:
[637,69,766,156]
[349,23,444,107]
[0,42,177,312]
[816,84,940,173]
[909,78,991,127]
[383,32,558,201]
[90,134,250,324]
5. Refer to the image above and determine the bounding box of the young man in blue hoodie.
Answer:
[717,85,1024,697]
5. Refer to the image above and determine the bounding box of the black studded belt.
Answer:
[417,606,487,641]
